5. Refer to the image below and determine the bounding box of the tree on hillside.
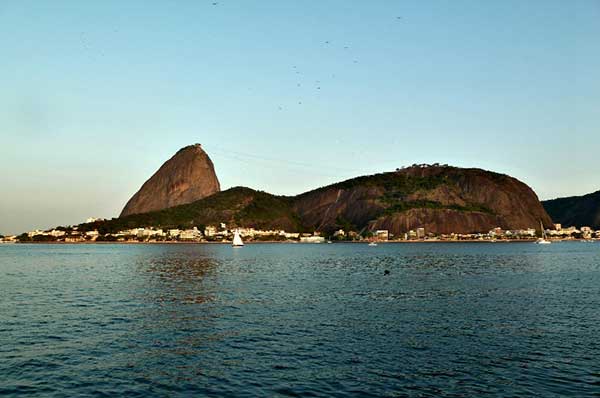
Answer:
[17,233,31,242]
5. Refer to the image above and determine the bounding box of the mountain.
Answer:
[92,187,301,234]
[543,190,600,229]
[120,144,220,217]
[294,165,553,235]
[91,164,552,236]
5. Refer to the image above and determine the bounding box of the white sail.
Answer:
[541,221,546,239]
[536,221,551,244]
[232,230,244,246]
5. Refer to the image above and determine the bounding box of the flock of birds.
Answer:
[210,2,403,111]
[78,2,403,113]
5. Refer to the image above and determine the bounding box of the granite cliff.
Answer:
[101,158,553,236]
[294,165,553,235]
[120,144,220,217]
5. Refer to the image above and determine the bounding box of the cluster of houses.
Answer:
[3,223,321,243]
[546,224,598,240]
[2,221,599,244]
[369,225,600,241]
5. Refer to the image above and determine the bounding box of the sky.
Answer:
[1,0,599,234]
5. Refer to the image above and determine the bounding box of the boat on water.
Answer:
[232,230,244,247]
[536,221,551,245]
[368,242,378,247]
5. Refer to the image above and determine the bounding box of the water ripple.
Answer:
[1,242,599,396]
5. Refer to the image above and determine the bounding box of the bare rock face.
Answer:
[120,144,220,217]
[294,165,553,235]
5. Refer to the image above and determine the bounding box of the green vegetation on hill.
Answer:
[543,190,600,229]
[81,187,303,233]
[383,200,493,215]
[299,170,450,198]
[68,165,547,237]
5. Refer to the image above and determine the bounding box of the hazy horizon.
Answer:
[1,0,599,234]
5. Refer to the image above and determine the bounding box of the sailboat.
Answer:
[232,229,244,247]
[536,221,551,245]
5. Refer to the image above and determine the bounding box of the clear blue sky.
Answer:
[1,0,599,234]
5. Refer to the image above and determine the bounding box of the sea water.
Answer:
[1,242,599,397]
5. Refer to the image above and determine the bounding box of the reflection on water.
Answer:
[1,243,599,397]
[140,252,220,305]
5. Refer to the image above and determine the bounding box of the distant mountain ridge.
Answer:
[543,190,600,229]
[87,159,552,236]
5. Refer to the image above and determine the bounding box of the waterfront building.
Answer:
[554,224,562,231]
[179,227,202,241]
[300,236,326,243]
[333,229,345,238]
[375,230,389,241]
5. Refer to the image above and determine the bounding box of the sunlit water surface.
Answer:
[1,242,599,397]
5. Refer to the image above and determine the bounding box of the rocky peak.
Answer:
[120,144,220,217]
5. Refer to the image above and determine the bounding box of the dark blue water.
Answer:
[1,242,599,397]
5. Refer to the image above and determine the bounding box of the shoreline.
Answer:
[5,238,597,245]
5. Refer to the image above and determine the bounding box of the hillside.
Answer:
[84,187,302,234]
[294,165,553,235]
[84,164,552,236]
[543,190,600,229]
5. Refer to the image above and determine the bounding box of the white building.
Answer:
[581,226,593,238]
[204,226,217,237]
[300,236,326,243]
[375,230,389,241]
[180,227,202,240]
